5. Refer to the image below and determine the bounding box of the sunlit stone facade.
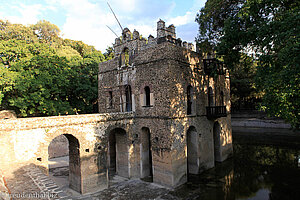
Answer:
[98,19,233,187]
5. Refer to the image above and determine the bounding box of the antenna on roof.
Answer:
[107,2,123,33]
[106,25,119,38]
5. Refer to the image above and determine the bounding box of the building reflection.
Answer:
[175,142,300,200]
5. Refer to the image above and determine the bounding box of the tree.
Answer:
[196,0,260,112]
[230,54,261,111]
[195,0,244,53]
[0,19,105,116]
[9,53,74,116]
[103,46,114,61]
[196,0,300,129]
[67,48,104,114]
[0,20,37,42]
[30,20,61,43]
[0,65,18,107]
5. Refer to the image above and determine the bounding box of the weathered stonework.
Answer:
[0,110,16,120]
[0,19,232,194]
[98,19,233,187]
[0,113,135,194]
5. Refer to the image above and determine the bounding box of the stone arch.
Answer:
[213,122,222,162]
[186,126,199,175]
[140,127,153,180]
[48,133,81,193]
[108,127,129,178]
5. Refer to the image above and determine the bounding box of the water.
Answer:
[171,141,300,200]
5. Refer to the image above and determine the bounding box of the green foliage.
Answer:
[195,0,244,53]
[103,46,114,61]
[230,54,260,105]
[30,20,61,43]
[0,20,37,42]
[196,0,300,129]
[0,19,105,117]
[0,65,18,106]
[9,53,74,116]
[57,45,82,61]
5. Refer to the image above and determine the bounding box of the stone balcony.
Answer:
[206,106,227,119]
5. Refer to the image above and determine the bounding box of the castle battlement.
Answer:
[113,19,194,57]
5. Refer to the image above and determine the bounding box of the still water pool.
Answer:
[171,142,300,200]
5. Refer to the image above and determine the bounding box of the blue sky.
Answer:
[0,0,206,51]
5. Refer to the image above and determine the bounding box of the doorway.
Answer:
[140,127,153,181]
[48,134,81,193]
[108,128,129,178]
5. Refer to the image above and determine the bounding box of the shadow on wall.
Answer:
[48,135,69,159]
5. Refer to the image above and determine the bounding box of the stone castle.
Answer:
[0,19,232,194]
[98,19,233,187]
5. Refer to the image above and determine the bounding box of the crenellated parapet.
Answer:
[112,19,195,62]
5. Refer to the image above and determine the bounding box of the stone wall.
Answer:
[48,135,69,159]
[0,113,134,194]
[0,110,16,120]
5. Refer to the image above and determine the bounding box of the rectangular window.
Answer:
[109,91,113,108]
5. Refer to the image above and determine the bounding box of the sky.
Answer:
[0,0,206,52]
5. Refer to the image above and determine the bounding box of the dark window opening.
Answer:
[145,86,151,106]
[220,91,224,106]
[125,85,132,112]
[208,87,214,107]
[187,85,193,115]
[109,91,113,108]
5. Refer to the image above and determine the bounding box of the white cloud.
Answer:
[45,0,174,51]
[49,0,118,51]
[1,0,205,51]
[127,24,156,38]
[167,11,194,26]
[3,3,44,25]
[109,0,137,13]
[165,0,206,43]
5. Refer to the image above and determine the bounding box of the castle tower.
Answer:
[98,19,233,189]
[166,24,176,38]
[157,19,166,38]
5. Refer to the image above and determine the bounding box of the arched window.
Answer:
[208,87,214,107]
[220,91,224,106]
[144,86,151,107]
[125,85,132,112]
[187,85,193,115]
[120,48,129,66]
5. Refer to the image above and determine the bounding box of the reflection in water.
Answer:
[171,142,300,200]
